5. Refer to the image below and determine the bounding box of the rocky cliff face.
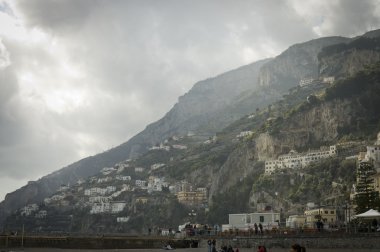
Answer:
[258,37,350,90]
[254,99,355,160]
[319,37,380,78]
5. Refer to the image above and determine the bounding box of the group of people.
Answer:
[207,241,306,252]
[207,240,239,252]
[256,243,306,252]
[253,222,264,234]
[257,243,306,252]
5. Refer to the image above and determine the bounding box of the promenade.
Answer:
[1,232,380,251]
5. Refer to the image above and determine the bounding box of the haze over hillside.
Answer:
[2,29,380,230]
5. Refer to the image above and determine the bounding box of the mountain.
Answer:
[2,29,380,227]
[257,36,350,90]
[0,58,270,223]
[5,61,380,233]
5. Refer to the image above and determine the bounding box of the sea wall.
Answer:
[204,234,380,250]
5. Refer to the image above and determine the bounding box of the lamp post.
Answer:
[188,210,197,236]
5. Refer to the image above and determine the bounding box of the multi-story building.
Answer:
[174,181,193,194]
[176,190,207,206]
[135,180,147,188]
[299,77,315,87]
[322,76,335,84]
[304,207,336,227]
[90,201,126,214]
[111,201,127,213]
[115,175,131,181]
[89,196,110,203]
[135,167,144,173]
[136,197,148,204]
[21,204,39,216]
[265,146,336,174]
[364,133,380,171]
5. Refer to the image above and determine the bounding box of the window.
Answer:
[324,211,328,214]
[260,216,264,222]
[330,211,334,214]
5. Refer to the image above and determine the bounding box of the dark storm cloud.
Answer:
[320,0,380,36]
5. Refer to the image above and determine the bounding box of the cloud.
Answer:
[0,0,380,200]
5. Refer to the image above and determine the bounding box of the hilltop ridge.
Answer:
[2,29,380,229]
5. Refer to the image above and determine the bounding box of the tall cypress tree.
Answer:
[354,161,380,214]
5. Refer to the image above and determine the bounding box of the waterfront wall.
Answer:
[1,234,380,250]
[0,236,193,249]
[204,234,380,250]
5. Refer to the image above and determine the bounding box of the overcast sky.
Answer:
[0,0,379,201]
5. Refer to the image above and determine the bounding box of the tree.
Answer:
[354,161,380,213]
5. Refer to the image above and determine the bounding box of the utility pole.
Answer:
[21,224,24,248]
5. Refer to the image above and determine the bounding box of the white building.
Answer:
[299,77,315,87]
[322,76,335,84]
[85,187,108,196]
[286,215,306,228]
[149,143,170,151]
[90,201,126,214]
[172,144,188,150]
[265,145,337,174]
[21,204,39,216]
[101,167,117,175]
[106,186,116,193]
[135,180,147,188]
[135,167,144,173]
[115,175,131,181]
[224,212,280,231]
[363,133,380,170]
[236,131,253,138]
[90,202,110,214]
[117,217,129,223]
[98,177,113,183]
[151,163,165,170]
[89,196,110,203]
[111,201,127,213]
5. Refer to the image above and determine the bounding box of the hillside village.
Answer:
[225,133,380,232]
[12,130,380,234]
[3,31,380,235]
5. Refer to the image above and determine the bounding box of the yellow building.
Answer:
[136,197,148,204]
[304,207,336,226]
[176,190,207,206]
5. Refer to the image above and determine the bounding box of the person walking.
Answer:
[258,223,263,234]
[207,239,212,252]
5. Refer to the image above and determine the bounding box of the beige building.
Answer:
[176,190,207,206]
[304,207,336,227]
[136,197,148,204]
